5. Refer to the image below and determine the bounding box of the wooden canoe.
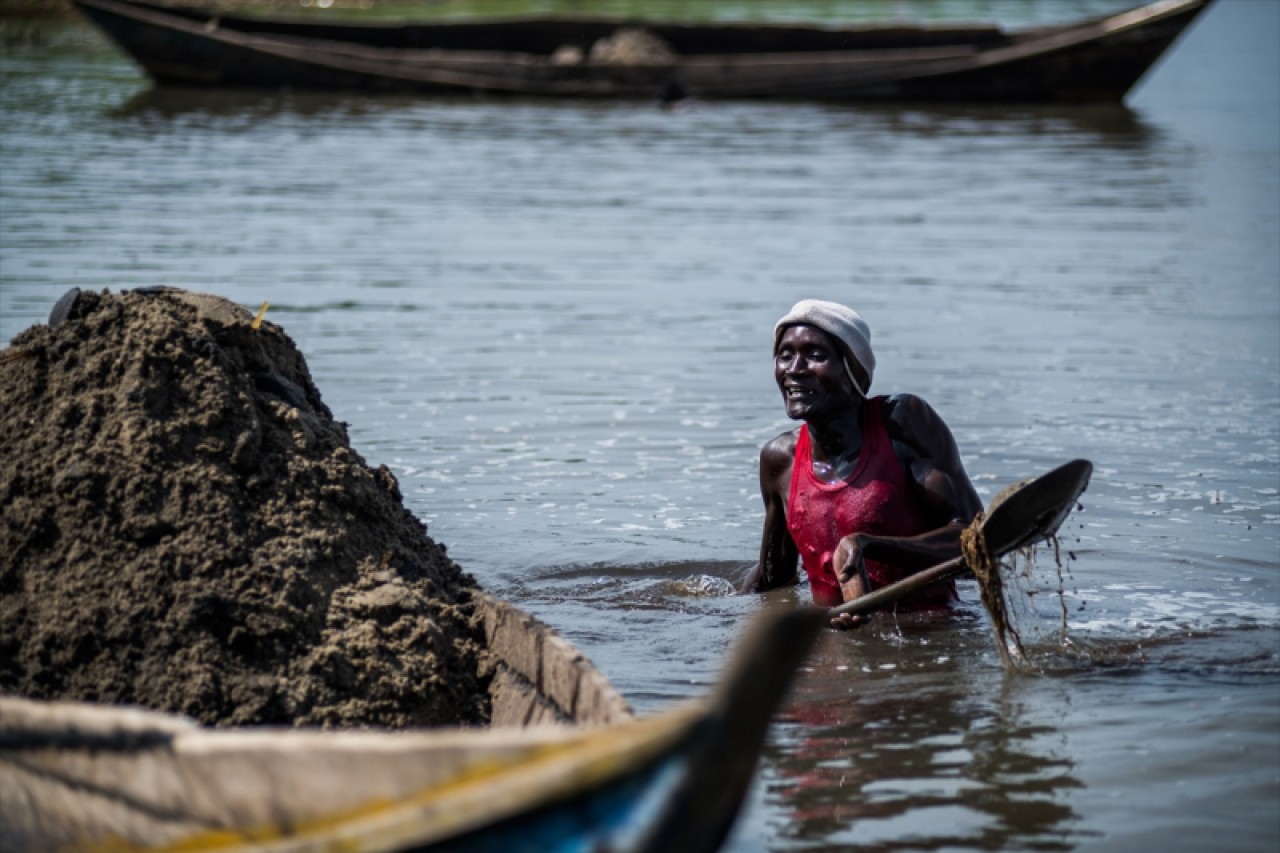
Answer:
[71,0,1210,103]
[0,595,824,853]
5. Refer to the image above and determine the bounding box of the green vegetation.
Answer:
[0,1,1000,26]
[0,0,76,20]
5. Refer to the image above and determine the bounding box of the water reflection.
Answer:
[111,81,1157,154]
[766,627,1085,850]
[817,101,1157,149]
[111,86,425,120]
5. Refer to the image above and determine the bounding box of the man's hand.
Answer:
[830,533,872,630]
[829,610,870,630]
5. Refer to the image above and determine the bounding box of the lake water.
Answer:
[2,0,1277,849]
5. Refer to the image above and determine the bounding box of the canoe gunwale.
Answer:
[475,591,634,728]
[0,693,701,852]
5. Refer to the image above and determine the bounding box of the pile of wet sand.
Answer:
[0,288,490,728]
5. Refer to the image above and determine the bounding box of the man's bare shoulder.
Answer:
[760,428,800,479]
[883,393,952,451]
[882,392,941,423]
[762,428,799,461]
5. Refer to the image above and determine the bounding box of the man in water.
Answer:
[741,299,982,628]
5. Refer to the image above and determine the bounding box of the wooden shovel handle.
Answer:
[827,554,967,618]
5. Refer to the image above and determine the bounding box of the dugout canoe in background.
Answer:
[0,598,824,853]
[71,0,1210,103]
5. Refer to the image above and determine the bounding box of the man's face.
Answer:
[774,325,858,421]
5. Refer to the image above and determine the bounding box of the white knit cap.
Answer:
[774,299,875,395]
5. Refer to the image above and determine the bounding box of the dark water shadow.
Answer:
[816,100,1161,151]
[109,84,437,121]
[110,83,1159,151]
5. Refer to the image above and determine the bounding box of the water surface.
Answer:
[2,1,1277,849]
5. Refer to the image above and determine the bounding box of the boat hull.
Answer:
[0,601,823,853]
[72,0,1210,103]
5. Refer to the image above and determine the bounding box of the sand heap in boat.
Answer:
[0,288,489,728]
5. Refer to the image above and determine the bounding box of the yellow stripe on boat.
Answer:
[79,703,703,853]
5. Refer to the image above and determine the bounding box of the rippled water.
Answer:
[2,0,1277,850]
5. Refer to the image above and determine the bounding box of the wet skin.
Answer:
[742,325,982,628]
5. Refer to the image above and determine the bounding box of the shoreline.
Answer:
[0,0,385,45]
[1,0,405,18]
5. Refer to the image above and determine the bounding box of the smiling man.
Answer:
[741,300,982,628]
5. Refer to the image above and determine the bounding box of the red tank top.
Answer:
[786,396,955,609]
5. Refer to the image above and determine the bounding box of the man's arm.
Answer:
[741,432,800,594]
[837,394,981,584]
[885,392,982,523]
